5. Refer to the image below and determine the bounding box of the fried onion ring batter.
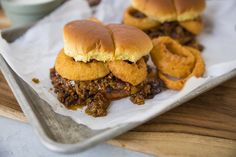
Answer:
[151,37,205,90]
[55,49,110,81]
[179,18,203,35]
[123,6,160,30]
[159,47,205,90]
[151,37,196,78]
[108,58,147,86]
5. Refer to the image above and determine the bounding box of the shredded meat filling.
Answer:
[50,64,163,117]
[145,22,204,51]
[85,92,110,117]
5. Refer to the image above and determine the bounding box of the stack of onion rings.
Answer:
[151,37,205,90]
[151,37,196,78]
[55,49,148,85]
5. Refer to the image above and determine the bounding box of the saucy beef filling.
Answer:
[50,65,163,117]
[145,22,204,51]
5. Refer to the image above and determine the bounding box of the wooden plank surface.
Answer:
[0,9,10,29]
[0,72,26,122]
[108,77,236,157]
[1,70,236,156]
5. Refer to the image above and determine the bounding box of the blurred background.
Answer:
[0,0,101,29]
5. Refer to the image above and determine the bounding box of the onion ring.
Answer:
[179,18,203,35]
[151,37,196,78]
[158,47,205,90]
[108,58,147,86]
[55,49,110,81]
[123,6,160,30]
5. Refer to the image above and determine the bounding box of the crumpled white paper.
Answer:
[0,0,236,130]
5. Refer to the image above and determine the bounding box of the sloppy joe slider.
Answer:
[50,20,163,117]
[123,0,206,50]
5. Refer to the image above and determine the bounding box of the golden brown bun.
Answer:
[107,24,153,62]
[132,0,176,22]
[175,0,206,21]
[63,20,115,62]
[123,6,160,30]
[63,20,153,63]
[55,49,110,81]
[132,0,205,22]
[179,18,203,35]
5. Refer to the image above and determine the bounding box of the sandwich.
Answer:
[123,0,206,50]
[50,20,163,117]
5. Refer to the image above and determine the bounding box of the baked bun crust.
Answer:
[107,24,153,62]
[64,20,115,62]
[64,20,153,63]
[132,0,176,22]
[175,0,206,21]
[132,0,205,22]
[55,49,110,81]
[123,6,160,30]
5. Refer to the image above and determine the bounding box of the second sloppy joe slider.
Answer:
[123,0,206,50]
[50,20,163,117]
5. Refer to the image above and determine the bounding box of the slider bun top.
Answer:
[131,0,206,22]
[63,20,153,63]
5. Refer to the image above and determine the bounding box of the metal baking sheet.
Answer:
[1,26,236,154]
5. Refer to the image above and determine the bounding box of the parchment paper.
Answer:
[0,0,236,130]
